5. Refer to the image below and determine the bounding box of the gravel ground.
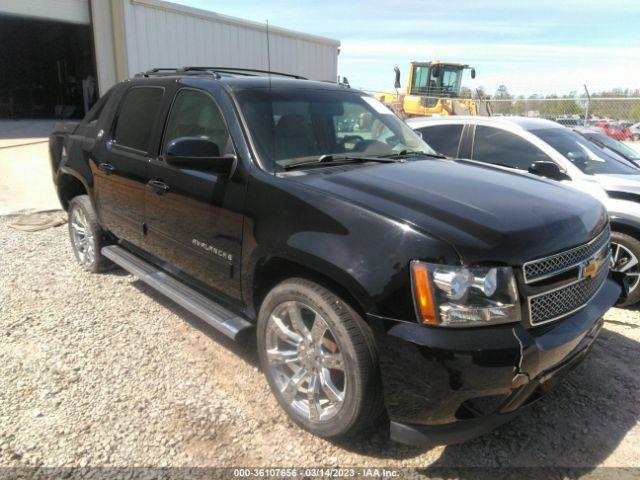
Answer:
[1,214,639,471]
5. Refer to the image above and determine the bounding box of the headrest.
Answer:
[275,114,310,137]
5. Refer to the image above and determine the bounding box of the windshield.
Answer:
[411,65,462,97]
[235,88,435,171]
[586,132,640,160]
[531,128,639,175]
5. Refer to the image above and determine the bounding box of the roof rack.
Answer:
[134,66,307,80]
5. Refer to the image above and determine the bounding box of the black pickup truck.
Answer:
[49,67,620,446]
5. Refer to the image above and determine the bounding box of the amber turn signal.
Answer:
[410,262,438,324]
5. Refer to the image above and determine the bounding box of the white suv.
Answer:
[408,116,640,306]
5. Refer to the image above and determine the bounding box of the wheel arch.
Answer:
[57,170,90,211]
[610,217,640,240]
[250,256,373,323]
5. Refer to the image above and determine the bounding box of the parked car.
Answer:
[598,121,633,141]
[409,116,640,306]
[555,116,581,127]
[574,126,640,167]
[50,69,620,446]
[629,122,640,141]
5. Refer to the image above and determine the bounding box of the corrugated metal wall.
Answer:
[120,0,339,82]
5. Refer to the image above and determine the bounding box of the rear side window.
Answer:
[415,124,463,157]
[472,126,551,169]
[113,87,163,152]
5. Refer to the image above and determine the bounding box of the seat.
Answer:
[274,114,316,160]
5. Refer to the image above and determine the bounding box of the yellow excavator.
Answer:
[376,61,488,118]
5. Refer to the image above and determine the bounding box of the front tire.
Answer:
[68,195,112,273]
[610,231,640,306]
[257,278,383,438]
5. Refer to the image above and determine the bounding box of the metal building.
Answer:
[0,0,340,119]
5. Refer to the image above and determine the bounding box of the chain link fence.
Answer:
[366,89,640,138]
[484,97,640,128]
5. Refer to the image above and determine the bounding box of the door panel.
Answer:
[93,86,165,247]
[144,88,244,299]
[93,143,149,246]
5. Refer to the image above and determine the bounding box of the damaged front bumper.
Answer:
[369,278,620,446]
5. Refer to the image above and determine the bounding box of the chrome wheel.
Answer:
[265,301,346,422]
[611,241,640,294]
[70,207,95,268]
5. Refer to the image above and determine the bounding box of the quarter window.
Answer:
[415,125,464,157]
[472,126,551,169]
[83,89,112,125]
[163,89,230,154]
[113,87,163,152]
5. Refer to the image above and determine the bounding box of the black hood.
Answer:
[293,159,609,266]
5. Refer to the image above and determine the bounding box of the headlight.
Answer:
[410,261,521,327]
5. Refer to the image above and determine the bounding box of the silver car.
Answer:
[408,116,640,306]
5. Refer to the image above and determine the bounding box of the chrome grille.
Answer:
[528,257,609,326]
[523,226,610,283]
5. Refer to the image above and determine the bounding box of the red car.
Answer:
[598,121,633,141]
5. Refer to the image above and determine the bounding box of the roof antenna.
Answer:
[266,19,272,89]
[266,19,276,176]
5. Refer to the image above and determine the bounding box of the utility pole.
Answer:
[583,85,591,126]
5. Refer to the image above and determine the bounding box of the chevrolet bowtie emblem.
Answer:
[582,257,603,280]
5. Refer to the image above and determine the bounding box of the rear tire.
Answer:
[611,231,640,307]
[68,195,112,273]
[257,278,383,438]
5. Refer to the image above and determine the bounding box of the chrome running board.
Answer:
[102,245,252,340]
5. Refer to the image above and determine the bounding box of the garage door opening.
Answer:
[0,15,97,119]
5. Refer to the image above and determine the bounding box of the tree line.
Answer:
[460,85,640,121]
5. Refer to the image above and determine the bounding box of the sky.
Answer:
[172,0,640,96]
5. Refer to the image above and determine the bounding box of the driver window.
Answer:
[163,89,230,153]
[472,126,552,170]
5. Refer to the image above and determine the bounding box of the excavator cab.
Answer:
[408,62,474,98]
[377,61,485,118]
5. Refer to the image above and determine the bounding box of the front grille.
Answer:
[523,226,610,283]
[528,259,609,325]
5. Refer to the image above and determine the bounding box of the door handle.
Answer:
[147,179,170,195]
[98,162,115,174]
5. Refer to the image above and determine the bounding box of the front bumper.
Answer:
[369,278,620,446]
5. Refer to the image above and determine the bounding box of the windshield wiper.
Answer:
[283,154,400,171]
[378,150,447,159]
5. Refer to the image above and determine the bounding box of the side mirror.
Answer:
[394,66,401,89]
[471,68,476,79]
[165,137,236,176]
[528,161,570,181]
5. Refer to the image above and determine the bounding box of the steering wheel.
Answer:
[384,135,401,147]
[352,139,390,155]
[338,135,365,151]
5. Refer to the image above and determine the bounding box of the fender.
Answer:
[241,172,459,321]
[56,165,97,210]
[58,165,92,192]
[609,213,640,237]
[55,125,102,214]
